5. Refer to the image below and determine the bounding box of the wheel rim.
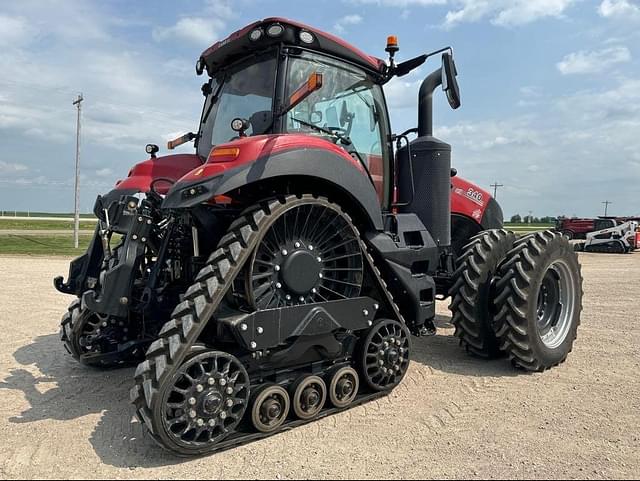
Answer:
[536,260,575,349]
[74,310,129,357]
[161,351,250,449]
[292,376,326,420]
[362,319,410,391]
[329,367,359,408]
[246,201,363,309]
[251,385,290,433]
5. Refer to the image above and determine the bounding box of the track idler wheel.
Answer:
[291,375,327,420]
[328,366,359,408]
[251,385,290,433]
[157,350,250,454]
[360,319,410,391]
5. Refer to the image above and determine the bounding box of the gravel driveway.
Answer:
[0,253,638,479]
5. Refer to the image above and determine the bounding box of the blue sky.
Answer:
[0,0,639,218]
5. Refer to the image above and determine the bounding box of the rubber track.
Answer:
[449,229,515,358]
[493,230,584,372]
[131,194,405,448]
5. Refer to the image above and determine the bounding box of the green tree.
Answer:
[510,214,522,223]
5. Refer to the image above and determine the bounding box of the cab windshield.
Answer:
[197,53,277,157]
[284,51,389,199]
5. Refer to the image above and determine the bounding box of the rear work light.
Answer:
[249,28,263,41]
[209,146,241,162]
[266,23,284,37]
[299,30,314,44]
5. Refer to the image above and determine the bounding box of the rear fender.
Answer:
[163,145,384,230]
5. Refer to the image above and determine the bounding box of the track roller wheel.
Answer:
[291,375,327,420]
[153,350,250,455]
[494,231,583,372]
[449,229,516,358]
[328,366,359,408]
[360,319,410,391]
[251,384,290,433]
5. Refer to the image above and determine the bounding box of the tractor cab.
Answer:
[189,18,392,203]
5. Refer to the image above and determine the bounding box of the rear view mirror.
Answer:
[442,52,461,110]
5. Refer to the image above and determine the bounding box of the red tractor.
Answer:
[55,19,583,455]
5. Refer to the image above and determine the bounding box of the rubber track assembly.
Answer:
[131,195,405,453]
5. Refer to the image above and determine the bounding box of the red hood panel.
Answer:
[115,153,203,194]
[178,134,362,184]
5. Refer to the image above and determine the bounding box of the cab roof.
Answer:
[200,18,387,77]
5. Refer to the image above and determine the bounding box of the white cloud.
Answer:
[0,161,29,175]
[0,14,34,46]
[556,46,631,75]
[351,0,446,5]
[95,168,113,177]
[152,17,226,45]
[334,14,364,33]
[598,0,640,20]
[153,0,234,46]
[437,78,640,217]
[384,76,423,110]
[444,0,577,28]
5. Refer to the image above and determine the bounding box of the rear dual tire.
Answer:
[494,231,583,371]
[450,229,583,372]
[449,229,516,358]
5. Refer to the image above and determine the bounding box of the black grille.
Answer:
[397,137,452,247]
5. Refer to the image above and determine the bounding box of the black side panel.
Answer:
[162,148,384,231]
[366,213,439,330]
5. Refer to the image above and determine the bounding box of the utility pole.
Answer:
[72,94,83,249]
[490,181,504,199]
[602,200,612,217]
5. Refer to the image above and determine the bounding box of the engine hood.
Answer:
[115,153,204,195]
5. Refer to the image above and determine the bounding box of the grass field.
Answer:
[0,219,97,230]
[0,211,95,218]
[503,222,554,232]
[0,234,92,256]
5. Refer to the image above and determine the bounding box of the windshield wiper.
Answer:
[291,117,351,145]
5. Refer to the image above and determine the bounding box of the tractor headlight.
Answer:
[182,184,209,201]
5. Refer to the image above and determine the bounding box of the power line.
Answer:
[73,93,84,249]
[602,200,612,217]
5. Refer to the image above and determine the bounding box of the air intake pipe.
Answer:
[417,68,443,137]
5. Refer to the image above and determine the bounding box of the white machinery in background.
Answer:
[576,220,639,253]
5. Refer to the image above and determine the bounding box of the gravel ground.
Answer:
[0,253,638,479]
